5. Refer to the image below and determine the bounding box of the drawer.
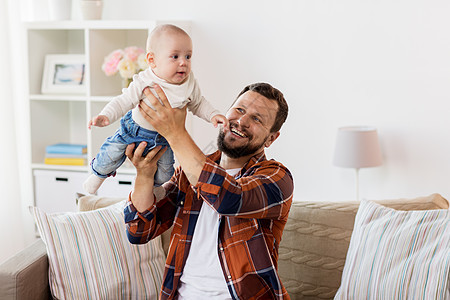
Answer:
[33,169,86,213]
[97,173,135,198]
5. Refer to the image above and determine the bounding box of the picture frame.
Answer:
[41,54,86,94]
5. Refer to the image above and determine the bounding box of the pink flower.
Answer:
[102,47,146,79]
[102,49,124,76]
[124,46,145,62]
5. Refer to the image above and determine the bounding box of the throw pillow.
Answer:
[30,201,165,299]
[335,199,449,300]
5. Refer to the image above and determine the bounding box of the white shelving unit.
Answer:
[24,20,190,212]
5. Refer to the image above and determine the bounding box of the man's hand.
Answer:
[125,142,166,179]
[139,84,206,186]
[88,115,110,129]
[125,142,166,212]
[140,85,188,143]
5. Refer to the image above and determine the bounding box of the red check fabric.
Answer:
[125,150,294,299]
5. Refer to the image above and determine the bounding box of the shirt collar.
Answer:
[207,150,267,178]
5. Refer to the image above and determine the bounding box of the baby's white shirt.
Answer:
[100,69,220,131]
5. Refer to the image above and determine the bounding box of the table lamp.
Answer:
[333,126,383,201]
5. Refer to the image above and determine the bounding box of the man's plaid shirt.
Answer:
[124,150,294,299]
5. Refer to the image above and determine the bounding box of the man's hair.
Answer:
[146,24,190,53]
[236,82,288,132]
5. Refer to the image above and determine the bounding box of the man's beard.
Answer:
[217,130,266,159]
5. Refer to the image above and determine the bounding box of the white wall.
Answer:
[27,0,450,204]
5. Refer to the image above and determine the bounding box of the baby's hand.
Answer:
[88,115,110,129]
[211,114,229,129]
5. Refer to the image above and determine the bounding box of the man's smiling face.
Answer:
[218,91,280,158]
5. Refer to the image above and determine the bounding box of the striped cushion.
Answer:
[335,199,450,300]
[31,201,165,299]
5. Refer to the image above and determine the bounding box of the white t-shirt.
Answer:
[177,168,241,299]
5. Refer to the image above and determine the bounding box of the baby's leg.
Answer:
[84,132,128,194]
[83,174,106,195]
[154,147,175,187]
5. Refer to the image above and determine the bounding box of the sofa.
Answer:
[0,193,448,300]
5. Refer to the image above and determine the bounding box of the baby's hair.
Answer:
[146,24,190,53]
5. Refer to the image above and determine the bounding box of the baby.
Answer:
[84,24,227,194]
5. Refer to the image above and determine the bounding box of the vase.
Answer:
[80,0,103,20]
[122,77,132,89]
[48,0,72,20]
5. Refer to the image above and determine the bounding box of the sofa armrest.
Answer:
[0,239,50,300]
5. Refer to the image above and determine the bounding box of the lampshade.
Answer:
[333,126,383,169]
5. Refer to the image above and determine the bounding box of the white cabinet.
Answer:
[24,20,190,211]
[97,174,136,198]
[33,170,136,213]
[34,170,85,213]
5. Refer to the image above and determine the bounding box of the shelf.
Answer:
[24,20,190,30]
[31,163,136,175]
[29,95,117,103]
[30,94,88,102]
[32,163,89,172]
[24,20,157,30]
[30,95,117,103]
[90,96,115,102]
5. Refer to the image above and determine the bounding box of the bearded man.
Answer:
[124,82,294,300]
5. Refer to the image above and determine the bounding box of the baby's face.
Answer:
[151,32,193,85]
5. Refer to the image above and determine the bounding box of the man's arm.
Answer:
[125,142,164,212]
[197,156,294,219]
[124,142,180,244]
[141,85,206,185]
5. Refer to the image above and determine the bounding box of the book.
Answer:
[45,153,87,159]
[46,143,87,155]
[44,157,87,166]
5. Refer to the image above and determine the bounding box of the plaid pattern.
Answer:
[125,150,294,299]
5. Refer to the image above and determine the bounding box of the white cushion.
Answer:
[335,199,449,299]
[30,201,165,299]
